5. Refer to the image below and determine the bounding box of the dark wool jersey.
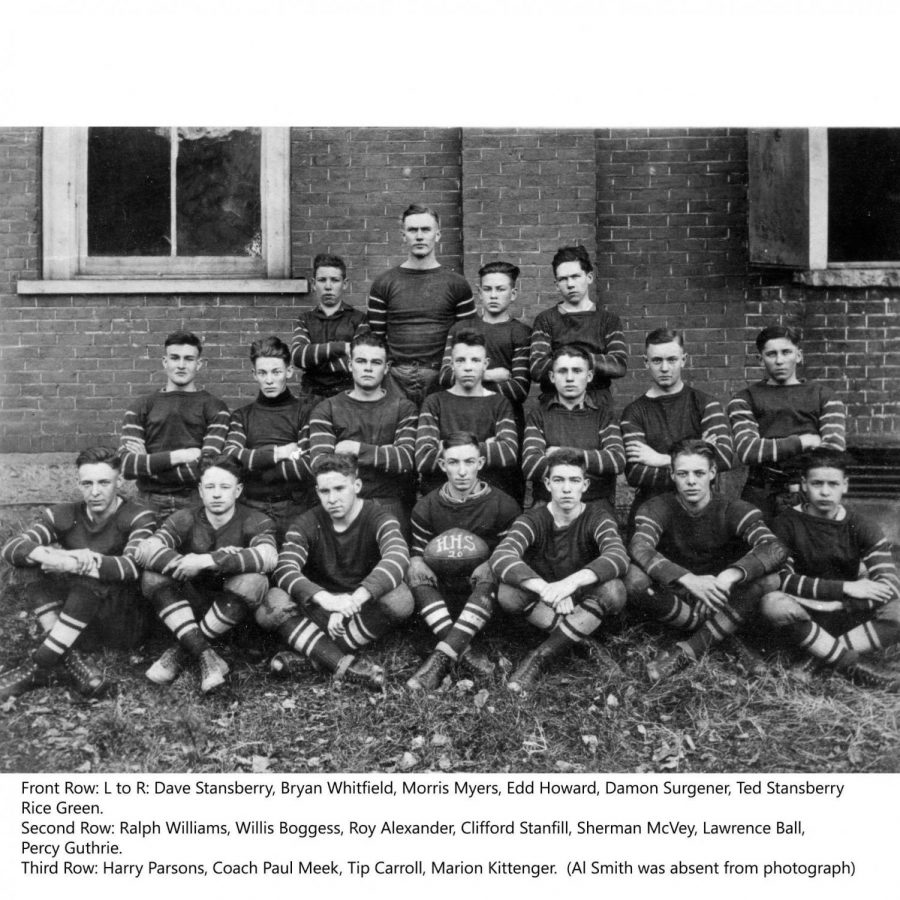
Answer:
[772,505,900,604]
[366,266,475,366]
[490,503,628,587]
[522,400,624,503]
[630,494,787,584]
[530,305,627,395]
[224,389,314,501]
[416,390,519,496]
[410,486,521,556]
[621,386,733,498]
[274,501,409,601]
[120,389,229,495]
[438,317,533,404]
[146,505,276,584]
[1,499,156,582]
[308,391,418,502]
[290,303,368,393]
[728,381,846,482]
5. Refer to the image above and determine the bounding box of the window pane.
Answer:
[87,127,171,256]
[175,127,262,257]
[829,128,900,263]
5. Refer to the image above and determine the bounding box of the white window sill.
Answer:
[17,278,309,295]
[793,269,900,288]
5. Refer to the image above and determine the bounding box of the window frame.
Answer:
[41,126,291,282]
[749,127,900,284]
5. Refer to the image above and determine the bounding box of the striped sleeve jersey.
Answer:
[529,305,627,395]
[490,503,628,588]
[522,400,624,504]
[438,317,533,404]
[223,389,314,500]
[119,389,230,494]
[289,304,368,393]
[727,380,846,479]
[366,266,475,367]
[772,505,900,605]
[621,386,733,495]
[144,506,277,577]
[1,499,156,582]
[308,391,418,502]
[410,485,521,557]
[416,390,519,495]
[629,494,787,584]
[274,502,409,601]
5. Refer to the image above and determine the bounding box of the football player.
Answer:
[621,328,733,532]
[491,449,628,694]
[258,452,413,690]
[137,455,277,694]
[626,438,787,681]
[0,447,156,700]
[406,432,521,691]
[761,448,900,690]
[728,324,846,522]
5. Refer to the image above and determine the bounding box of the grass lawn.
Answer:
[1,508,899,774]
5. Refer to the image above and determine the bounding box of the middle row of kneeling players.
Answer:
[136,430,900,698]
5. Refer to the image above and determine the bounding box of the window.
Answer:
[748,127,900,281]
[38,126,294,289]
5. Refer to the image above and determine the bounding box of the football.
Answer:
[422,528,490,578]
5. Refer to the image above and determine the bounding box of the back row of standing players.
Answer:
[2,203,898,702]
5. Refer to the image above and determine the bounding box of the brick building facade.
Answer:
[1,127,898,470]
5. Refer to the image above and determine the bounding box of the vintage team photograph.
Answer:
[0,125,898,774]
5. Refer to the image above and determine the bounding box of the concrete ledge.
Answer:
[0,453,137,506]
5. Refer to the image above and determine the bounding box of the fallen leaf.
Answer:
[581,734,599,752]
[281,698,297,710]
[473,689,489,709]
[399,752,419,771]
[456,679,474,693]
[411,735,425,750]
[438,755,453,771]
[431,734,451,747]
[251,756,271,772]
[606,694,619,708]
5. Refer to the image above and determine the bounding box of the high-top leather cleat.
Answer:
[407,649,452,692]
[198,648,230,694]
[146,645,189,686]
[63,650,108,696]
[646,645,693,683]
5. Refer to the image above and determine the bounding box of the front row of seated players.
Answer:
[0,448,156,699]
[2,441,899,701]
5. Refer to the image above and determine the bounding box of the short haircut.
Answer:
[441,431,482,455]
[800,448,852,476]
[401,203,440,227]
[250,335,291,365]
[755,324,801,352]
[545,448,587,475]
[199,454,243,482]
[76,446,121,471]
[669,438,717,468]
[312,253,347,279]
[164,330,202,353]
[451,328,487,350]
[645,327,684,349]
[312,452,358,480]
[551,343,592,368]
[478,260,520,285]
[551,245,593,276]
[350,331,388,354]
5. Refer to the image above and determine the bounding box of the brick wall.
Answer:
[460,129,597,324]
[748,276,900,443]
[291,127,463,289]
[596,128,753,411]
[1,126,897,454]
